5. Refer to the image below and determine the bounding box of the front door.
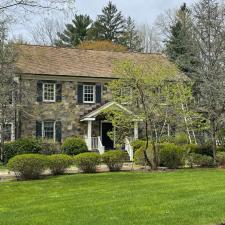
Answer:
[101,122,114,150]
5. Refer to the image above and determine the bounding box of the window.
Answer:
[43,83,56,102]
[42,121,55,140]
[83,85,95,103]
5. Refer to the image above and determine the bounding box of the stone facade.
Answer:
[20,75,113,141]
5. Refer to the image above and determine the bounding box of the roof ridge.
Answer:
[15,43,164,56]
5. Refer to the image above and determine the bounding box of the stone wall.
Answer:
[20,76,113,141]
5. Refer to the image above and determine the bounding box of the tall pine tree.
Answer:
[122,17,142,52]
[56,14,92,47]
[165,3,197,73]
[89,1,125,44]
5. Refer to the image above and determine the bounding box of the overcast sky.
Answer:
[75,0,197,24]
[12,0,197,42]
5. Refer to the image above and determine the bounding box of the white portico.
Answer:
[80,102,141,161]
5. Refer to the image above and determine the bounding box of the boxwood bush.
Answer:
[131,140,146,152]
[62,137,88,156]
[102,150,127,171]
[216,152,225,167]
[184,144,213,157]
[3,138,43,163]
[39,140,61,155]
[7,154,48,180]
[134,145,153,166]
[159,143,185,169]
[74,152,101,173]
[48,154,73,175]
[190,153,214,167]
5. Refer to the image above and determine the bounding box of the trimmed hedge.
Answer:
[3,138,61,163]
[134,145,153,166]
[48,154,73,175]
[216,152,225,167]
[74,152,101,173]
[102,150,127,171]
[3,138,43,163]
[131,140,146,152]
[188,153,214,167]
[159,143,184,169]
[184,144,213,157]
[62,137,88,156]
[7,154,48,180]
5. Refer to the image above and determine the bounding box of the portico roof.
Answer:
[80,101,141,121]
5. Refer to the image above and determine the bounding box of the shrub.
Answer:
[3,138,43,163]
[131,140,146,152]
[216,152,225,167]
[74,152,101,173]
[217,146,225,152]
[174,133,189,145]
[7,154,48,180]
[184,144,213,157]
[159,143,185,169]
[39,140,61,155]
[133,145,158,166]
[62,137,88,156]
[189,153,214,168]
[102,150,127,171]
[48,154,73,175]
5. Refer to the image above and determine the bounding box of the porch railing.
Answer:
[125,137,134,161]
[84,136,105,155]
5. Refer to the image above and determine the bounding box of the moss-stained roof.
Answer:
[15,44,168,79]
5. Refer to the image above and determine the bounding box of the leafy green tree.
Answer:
[108,59,180,169]
[122,17,142,52]
[89,1,125,44]
[56,14,92,47]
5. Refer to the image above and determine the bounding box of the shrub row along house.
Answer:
[5,44,168,159]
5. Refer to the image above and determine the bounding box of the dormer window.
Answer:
[83,84,96,103]
[43,83,56,102]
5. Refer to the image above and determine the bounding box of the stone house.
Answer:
[6,44,168,159]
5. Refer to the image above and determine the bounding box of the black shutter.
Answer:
[37,81,43,102]
[56,82,62,102]
[77,83,83,104]
[96,83,102,103]
[55,121,62,143]
[36,121,42,138]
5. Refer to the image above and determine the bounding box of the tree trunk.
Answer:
[151,141,159,170]
[210,119,217,164]
[0,131,4,163]
[143,119,152,168]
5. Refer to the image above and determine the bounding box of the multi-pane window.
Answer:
[42,121,55,140]
[43,83,56,102]
[83,85,95,103]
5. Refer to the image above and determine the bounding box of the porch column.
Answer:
[134,121,138,140]
[87,120,92,150]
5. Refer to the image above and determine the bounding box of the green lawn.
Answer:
[1,169,225,225]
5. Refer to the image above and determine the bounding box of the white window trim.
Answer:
[41,121,56,142]
[83,84,96,104]
[0,123,15,142]
[43,83,56,103]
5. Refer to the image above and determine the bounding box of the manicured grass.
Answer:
[1,169,225,225]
